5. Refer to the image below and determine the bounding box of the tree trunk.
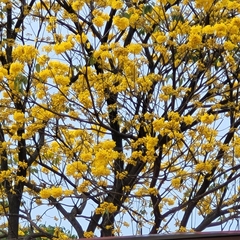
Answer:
[8,191,22,239]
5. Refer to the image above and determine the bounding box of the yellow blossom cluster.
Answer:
[162,197,175,206]
[171,178,181,189]
[66,161,88,178]
[13,111,25,123]
[134,187,158,197]
[200,113,215,124]
[0,67,8,81]
[39,186,63,199]
[0,170,11,184]
[83,231,94,238]
[144,136,158,162]
[92,140,118,177]
[111,0,123,9]
[116,171,128,179]
[12,45,38,64]
[195,161,214,174]
[2,0,240,236]
[232,136,240,158]
[77,180,91,193]
[92,9,110,27]
[152,112,186,140]
[75,33,88,44]
[53,227,69,240]
[71,0,85,11]
[53,41,74,54]
[113,15,129,31]
[95,202,117,214]
[127,43,142,55]
[31,105,55,121]
[9,62,24,77]
[197,196,213,215]
[46,16,57,32]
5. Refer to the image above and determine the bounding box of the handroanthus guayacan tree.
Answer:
[1,0,240,239]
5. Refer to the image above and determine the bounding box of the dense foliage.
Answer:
[1,0,240,239]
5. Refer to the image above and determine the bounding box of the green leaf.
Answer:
[30,168,38,174]
[143,5,153,15]
[139,28,146,35]
[140,209,147,215]
[36,63,41,73]
[153,25,160,32]
[14,74,27,93]
[172,13,185,22]
[122,12,131,19]
[89,55,96,66]
[179,78,183,87]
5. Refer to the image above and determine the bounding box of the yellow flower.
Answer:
[195,161,213,173]
[127,43,142,54]
[214,23,227,38]
[148,187,158,196]
[171,178,181,189]
[12,45,38,64]
[54,75,70,85]
[18,230,25,236]
[37,54,49,65]
[13,111,25,123]
[195,0,214,11]
[38,69,51,82]
[188,34,202,48]
[113,16,129,31]
[178,226,187,233]
[66,161,88,178]
[162,85,177,95]
[10,62,24,76]
[183,115,194,125]
[153,118,165,132]
[53,41,73,54]
[95,202,117,214]
[145,136,158,150]
[92,165,111,177]
[235,146,240,158]
[93,16,105,27]
[152,32,167,44]
[78,90,92,108]
[110,0,123,9]
[224,41,236,51]
[83,231,94,238]
[51,186,63,198]
[168,111,180,121]
[71,0,84,11]
[98,139,116,149]
[35,199,42,205]
[202,25,214,35]
[159,93,169,101]
[92,9,110,27]
[75,33,88,44]
[0,67,8,80]
[39,188,51,199]
[64,189,73,196]
[200,113,215,124]
[77,180,90,193]
[164,198,175,206]
[116,171,128,180]
[123,221,130,227]
[129,13,140,28]
[80,152,92,161]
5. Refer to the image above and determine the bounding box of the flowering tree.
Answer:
[1,0,240,239]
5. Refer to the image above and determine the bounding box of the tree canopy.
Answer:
[1,0,240,239]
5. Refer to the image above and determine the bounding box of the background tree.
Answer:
[1,0,240,239]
